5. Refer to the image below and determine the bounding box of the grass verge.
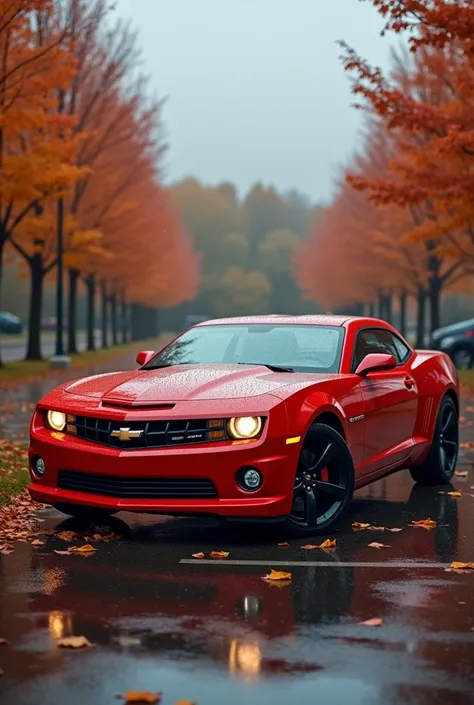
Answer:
[0,337,164,387]
[0,441,29,506]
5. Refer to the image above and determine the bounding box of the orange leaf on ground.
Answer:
[0,638,8,645]
[277,542,290,547]
[386,528,403,533]
[192,552,205,559]
[359,618,383,627]
[54,549,73,555]
[411,519,437,529]
[301,539,336,550]
[31,539,45,546]
[263,569,292,581]
[57,531,77,542]
[352,522,371,530]
[455,471,468,477]
[367,526,386,531]
[368,542,390,549]
[446,490,462,498]
[319,539,336,549]
[71,544,97,553]
[210,551,229,559]
[121,693,162,704]
[449,562,474,570]
[57,635,93,648]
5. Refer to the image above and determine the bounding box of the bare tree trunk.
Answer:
[67,268,79,354]
[428,277,441,334]
[101,279,108,348]
[26,252,44,360]
[111,292,118,346]
[121,299,128,344]
[86,273,95,351]
[399,291,407,338]
[415,288,426,349]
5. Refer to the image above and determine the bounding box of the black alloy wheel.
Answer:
[286,423,355,536]
[409,395,459,485]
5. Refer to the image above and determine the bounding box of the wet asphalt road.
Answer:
[1,357,474,704]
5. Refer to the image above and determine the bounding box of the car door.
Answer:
[353,328,419,471]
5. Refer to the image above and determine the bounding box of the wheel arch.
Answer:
[310,410,346,440]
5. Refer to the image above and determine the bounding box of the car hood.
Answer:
[63,364,336,404]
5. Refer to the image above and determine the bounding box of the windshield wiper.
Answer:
[237,362,294,373]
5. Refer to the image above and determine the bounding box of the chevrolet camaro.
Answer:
[28,315,460,535]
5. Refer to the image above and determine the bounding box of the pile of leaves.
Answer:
[0,440,31,506]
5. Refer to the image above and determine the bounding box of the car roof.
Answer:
[195,314,361,327]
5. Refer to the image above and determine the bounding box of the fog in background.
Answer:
[115,0,391,201]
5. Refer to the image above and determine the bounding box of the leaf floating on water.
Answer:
[368,542,390,549]
[359,617,383,627]
[263,569,292,581]
[411,518,437,529]
[192,552,205,559]
[56,635,93,648]
[277,542,290,547]
[210,551,229,559]
[352,522,371,530]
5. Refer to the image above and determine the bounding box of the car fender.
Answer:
[411,350,459,441]
[282,389,348,439]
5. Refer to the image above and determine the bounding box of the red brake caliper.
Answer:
[320,467,329,483]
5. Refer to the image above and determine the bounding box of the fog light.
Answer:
[236,467,263,492]
[34,457,45,478]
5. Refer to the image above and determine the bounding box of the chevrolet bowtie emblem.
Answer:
[111,428,144,442]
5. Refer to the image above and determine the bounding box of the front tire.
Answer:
[53,503,116,521]
[409,395,459,485]
[285,423,355,537]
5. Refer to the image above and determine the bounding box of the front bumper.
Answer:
[28,427,299,518]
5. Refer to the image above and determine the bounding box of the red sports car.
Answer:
[28,315,460,535]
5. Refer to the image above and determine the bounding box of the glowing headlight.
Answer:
[228,416,262,440]
[47,410,66,431]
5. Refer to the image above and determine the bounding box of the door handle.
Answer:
[404,376,416,390]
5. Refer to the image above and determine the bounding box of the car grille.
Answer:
[58,471,218,499]
[73,416,226,450]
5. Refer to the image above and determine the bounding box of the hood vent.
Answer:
[101,401,175,410]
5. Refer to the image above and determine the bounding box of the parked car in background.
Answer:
[0,310,23,334]
[41,316,68,331]
[430,318,474,369]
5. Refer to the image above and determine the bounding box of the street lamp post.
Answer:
[50,197,70,369]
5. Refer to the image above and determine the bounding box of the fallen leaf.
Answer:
[368,542,390,549]
[56,635,93,648]
[71,544,96,553]
[54,549,73,556]
[359,617,383,627]
[57,531,77,542]
[449,562,474,570]
[460,442,474,450]
[277,542,290,547]
[210,551,229,559]
[192,552,205,559]
[31,539,45,547]
[367,525,386,531]
[447,490,462,498]
[300,544,319,550]
[263,569,292,581]
[120,693,162,704]
[455,471,469,478]
[0,638,8,645]
[386,528,403,533]
[411,518,437,529]
[352,522,371,530]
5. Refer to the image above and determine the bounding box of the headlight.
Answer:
[228,416,262,440]
[46,410,66,431]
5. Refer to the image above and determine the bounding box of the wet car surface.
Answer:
[1,358,474,704]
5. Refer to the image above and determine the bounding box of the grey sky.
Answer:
[115,0,391,202]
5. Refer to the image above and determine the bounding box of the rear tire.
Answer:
[409,396,459,485]
[53,503,116,521]
[285,423,354,537]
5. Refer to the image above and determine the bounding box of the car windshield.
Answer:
[144,324,345,373]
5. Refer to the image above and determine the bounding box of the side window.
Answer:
[353,328,409,371]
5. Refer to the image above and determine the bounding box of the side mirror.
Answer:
[136,350,155,367]
[355,353,397,376]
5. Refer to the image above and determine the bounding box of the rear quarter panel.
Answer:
[411,349,459,441]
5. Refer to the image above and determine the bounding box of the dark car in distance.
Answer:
[430,317,474,369]
[0,310,23,334]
